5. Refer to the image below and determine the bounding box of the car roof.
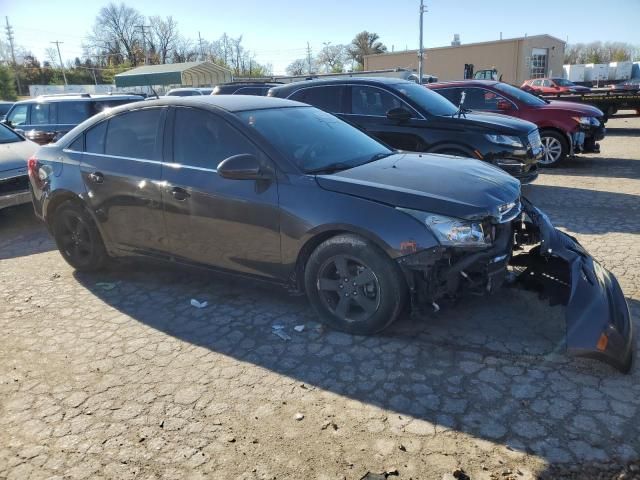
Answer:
[270,76,415,94]
[14,94,143,104]
[428,80,499,88]
[133,95,305,112]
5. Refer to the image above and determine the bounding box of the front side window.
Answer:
[7,104,28,126]
[31,103,51,125]
[238,106,391,173]
[394,82,457,116]
[235,87,268,96]
[105,109,162,160]
[494,82,546,106]
[58,102,90,124]
[351,86,404,116]
[460,88,510,111]
[173,107,257,169]
[290,86,346,113]
[432,87,463,106]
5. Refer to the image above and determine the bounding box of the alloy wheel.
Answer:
[316,254,381,323]
[57,210,94,264]
[540,136,563,165]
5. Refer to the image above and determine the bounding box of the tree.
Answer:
[316,44,347,73]
[87,2,143,65]
[286,58,307,76]
[172,36,198,63]
[564,41,639,64]
[148,16,178,64]
[348,31,386,69]
[0,65,17,101]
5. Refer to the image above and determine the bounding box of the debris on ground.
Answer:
[50,273,61,280]
[294,413,304,421]
[360,468,399,480]
[452,468,471,480]
[272,324,291,341]
[190,299,208,308]
[321,420,338,431]
[95,282,117,291]
[294,325,305,332]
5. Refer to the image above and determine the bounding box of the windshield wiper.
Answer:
[367,152,394,162]
[305,162,354,175]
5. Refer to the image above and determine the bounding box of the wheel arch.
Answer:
[425,142,478,158]
[44,190,86,228]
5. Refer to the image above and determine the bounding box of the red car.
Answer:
[428,80,604,166]
[521,77,591,94]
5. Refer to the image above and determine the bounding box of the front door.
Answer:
[162,106,281,278]
[79,107,168,254]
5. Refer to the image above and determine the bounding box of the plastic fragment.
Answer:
[294,325,305,332]
[190,299,208,308]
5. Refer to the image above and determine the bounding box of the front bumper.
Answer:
[0,174,31,210]
[0,190,31,210]
[484,144,542,184]
[398,198,633,373]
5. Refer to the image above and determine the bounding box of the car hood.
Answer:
[315,152,521,221]
[447,111,537,134]
[0,139,37,180]
[544,100,603,117]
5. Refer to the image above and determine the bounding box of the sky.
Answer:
[3,0,640,75]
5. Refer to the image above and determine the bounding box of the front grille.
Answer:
[0,175,29,196]
[528,130,542,149]
[497,198,522,223]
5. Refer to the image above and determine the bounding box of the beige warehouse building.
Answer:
[364,34,565,86]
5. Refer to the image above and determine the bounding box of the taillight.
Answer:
[27,155,38,178]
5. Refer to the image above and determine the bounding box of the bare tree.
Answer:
[348,31,387,69]
[286,58,307,76]
[172,36,198,63]
[149,16,178,64]
[564,41,639,64]
[86,2,143,65]
[317,44,347,73]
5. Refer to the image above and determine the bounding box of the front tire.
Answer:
[539,130,568,167]
[304,234,407,335]
[51,201,109,272]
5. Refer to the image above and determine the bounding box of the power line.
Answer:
[50,40,68,85]
[5,16,22,95]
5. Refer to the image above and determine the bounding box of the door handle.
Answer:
[171,187,190,201]
[89,172,104,184]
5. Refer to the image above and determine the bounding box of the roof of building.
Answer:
[365,34,566,58]
[114,61,233,88]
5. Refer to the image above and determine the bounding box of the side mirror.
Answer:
[496,100,512,111]
[386,107,412,123]
[217,153,270,180]
[2,119,11,127]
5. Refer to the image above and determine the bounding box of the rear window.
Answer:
[58,101,91,124]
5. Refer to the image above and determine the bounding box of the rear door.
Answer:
[79,107,169,254]
[162,106,281,278]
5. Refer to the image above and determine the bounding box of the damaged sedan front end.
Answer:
[397,197,633,373]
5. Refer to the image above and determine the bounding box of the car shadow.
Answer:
[522,183,639,235]
[72,260,638,469]
[537,156,640,181]
[0,204,55,260]
[605,126,640,137]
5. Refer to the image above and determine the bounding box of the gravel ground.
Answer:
[1,114,639,480]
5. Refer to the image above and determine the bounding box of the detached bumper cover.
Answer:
[516,199,633,372]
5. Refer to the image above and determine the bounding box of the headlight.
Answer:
[398,208,489,248]
[485,134,524,148]
[572,116,599,126]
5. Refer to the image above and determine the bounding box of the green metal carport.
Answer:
[114,61,232,88]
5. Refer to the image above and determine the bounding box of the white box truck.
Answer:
[585,63,609,84]
[563,64,586,82]
[609,61,633,81]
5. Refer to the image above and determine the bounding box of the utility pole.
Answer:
[198,32,205,61]
[306,42,313,75]
[136,24,150,64]
[5,17,22,95]
[51,40,68,86]
[322,41,331,73]
[418,0,427,84]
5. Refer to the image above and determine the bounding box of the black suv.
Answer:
[269,78,542,183]
[2,93,144,145]
[212,82,283,96]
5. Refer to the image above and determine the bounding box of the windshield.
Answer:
[554,79,573,87]
[494,83,546,106]
[238,106,392,173]
[0,123,23,144]
[394,82,458,116]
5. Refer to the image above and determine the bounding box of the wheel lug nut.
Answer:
[345,293,349,297]
[353,282,356,286]
[353,291,357,295]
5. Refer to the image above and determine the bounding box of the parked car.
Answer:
[166,87,213,96]
[0,123,38,210]
[211,82,283,96]
[0,101,14,121]
[428,81,605,166]
[2,93,144,145]
[28,96,632,372]
[609,78,640,92]
[522,78,591,94]
[268,78,542,183]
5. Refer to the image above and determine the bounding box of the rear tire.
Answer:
[539,130,568,167]
[304,234,407,335]
[51,201,109,272]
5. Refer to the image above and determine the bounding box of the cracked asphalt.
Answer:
[1,114,639,480]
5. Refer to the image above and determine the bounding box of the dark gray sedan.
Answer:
[27,96,632,372]
[0,123,38,210]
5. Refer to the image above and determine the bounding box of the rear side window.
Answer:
[85,121,107,154]
[173,107,257,169]
[234,87,267,96]
[105,109,163,160]
[289,86,345,113]
[31,103,51,125]
[351,86,404,116]
[93,99,139,113]
[58,102,90,124]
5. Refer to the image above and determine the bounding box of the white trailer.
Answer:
[584,63,609,85]
[608,61,633,81]
[563,64,585,82]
